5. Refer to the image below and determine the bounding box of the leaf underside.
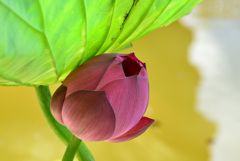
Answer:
[0,0,201,86]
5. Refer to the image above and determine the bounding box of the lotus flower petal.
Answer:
[62,90,116,141]
[100,76,149,138]
[96,58,126,89]
[107,117,154,142]
[50,85,67,124]
[63,54,117,97]
[139,67,148,78]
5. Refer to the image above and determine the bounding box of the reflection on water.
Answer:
[182,1,240,160]
[0,22,215,161]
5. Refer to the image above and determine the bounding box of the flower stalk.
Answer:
[62,135,82,161]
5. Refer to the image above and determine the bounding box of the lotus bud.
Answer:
[50,53,154,142]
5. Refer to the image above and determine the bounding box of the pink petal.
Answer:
[96,59,126,90]
[107,117,154,142]
[138,67,148,78]
[62,90,116,141]
[50,85,67,124]
[63,54,117,97]
[99,76,149,138]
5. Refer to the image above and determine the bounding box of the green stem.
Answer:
[35,85,94,161]
[62,135,82,161]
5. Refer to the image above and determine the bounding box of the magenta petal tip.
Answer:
[107,117,154,143]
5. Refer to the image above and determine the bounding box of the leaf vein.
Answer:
[37,0,59,81]
[78,0,87,65]
[0,1,43,34]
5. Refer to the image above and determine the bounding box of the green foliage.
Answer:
[0,0,201,86]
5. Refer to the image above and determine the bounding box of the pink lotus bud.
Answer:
[50,53,154,142]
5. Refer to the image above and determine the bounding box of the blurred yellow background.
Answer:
[0,21,215,161]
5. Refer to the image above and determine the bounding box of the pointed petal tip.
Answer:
[143,63,146,68]
[138,67,148,78]
[107,117,154,143]
[126,53,146,68]
[96,60,126,89]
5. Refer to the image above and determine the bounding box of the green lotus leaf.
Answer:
[0,0,201,86]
